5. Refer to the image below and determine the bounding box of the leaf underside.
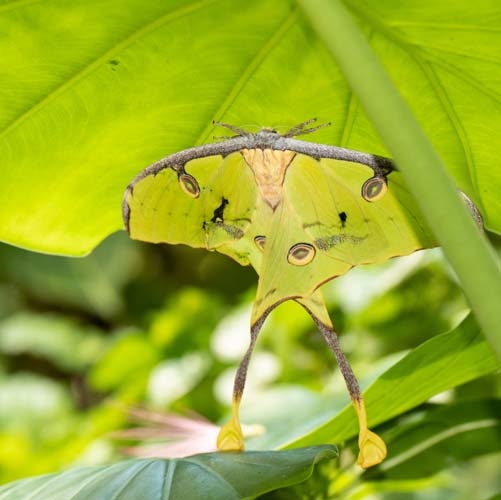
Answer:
[0,0,499,255]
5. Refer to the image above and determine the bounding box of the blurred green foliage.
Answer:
[0,233,499,499]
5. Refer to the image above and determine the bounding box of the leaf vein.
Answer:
[417,60,482,206]
[337,29,375,147]
[0,0,219,141]
[409,43,500,65]
[161,459,177,500]
[107,460,153,500]
[420,53,501,104]
[386,22,501,34]
[194,7,299,145]
[182,458,240,499]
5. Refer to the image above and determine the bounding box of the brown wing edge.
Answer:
[121,123,484,238]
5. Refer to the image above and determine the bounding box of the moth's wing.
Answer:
[251,153,436,323]
[125,152,258,262]
[216,195,273,271]
[298,155,436,263]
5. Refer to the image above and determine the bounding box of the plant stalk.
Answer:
[298,0,501,360]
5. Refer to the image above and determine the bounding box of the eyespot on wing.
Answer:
[362,176,387,202]
[254,235,266,251]
[287,243,316,266]
[178,172,200,198]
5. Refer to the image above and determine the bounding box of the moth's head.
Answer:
[255,122,332,141]
[253,127,282,144]
[212,120,330,141]
[259,127,279,134]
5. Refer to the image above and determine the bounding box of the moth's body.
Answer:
[242,148,295,209]
[123,119,480,468]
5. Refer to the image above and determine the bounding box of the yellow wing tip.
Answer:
[357,429,387,468]
[216,419,245,451]
[217,400,245,451]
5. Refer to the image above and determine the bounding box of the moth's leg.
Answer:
[212,121,250,137]
[216,321,261,451]
[283,118,317,136]
[283,118,331,138]
[297,291,387,468]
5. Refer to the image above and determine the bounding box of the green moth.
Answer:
[123,119,480,468]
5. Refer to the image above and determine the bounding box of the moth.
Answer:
[123,119,481,468]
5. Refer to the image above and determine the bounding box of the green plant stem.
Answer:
[298,0,501,360]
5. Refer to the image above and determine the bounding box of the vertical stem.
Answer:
[298,0,501,360]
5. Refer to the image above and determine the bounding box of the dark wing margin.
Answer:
[122,136,251,233]
[122,184,133,233]
[277,137,396,176]
[122,125,482,235]
[122,131,399,232]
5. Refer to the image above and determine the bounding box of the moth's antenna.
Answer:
[283,118,331,138]
[212,121,250,137]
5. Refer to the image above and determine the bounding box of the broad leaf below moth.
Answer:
[123,119,482,468]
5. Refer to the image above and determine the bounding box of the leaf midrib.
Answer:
[194,7,299,146]
[183,458,241,499]
[341,0,489,205]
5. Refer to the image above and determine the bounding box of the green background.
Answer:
[0,0,499,498]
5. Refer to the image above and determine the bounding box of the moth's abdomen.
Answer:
[241,148,295,209]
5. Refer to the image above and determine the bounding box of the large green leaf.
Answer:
[257,314,499,449]
[261,400,501,500]
[370,399,501,479]
[300,0,501,361]
[0,446,336,500]
[0,0,499,255]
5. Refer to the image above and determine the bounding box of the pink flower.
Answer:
[111,408,263,458]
